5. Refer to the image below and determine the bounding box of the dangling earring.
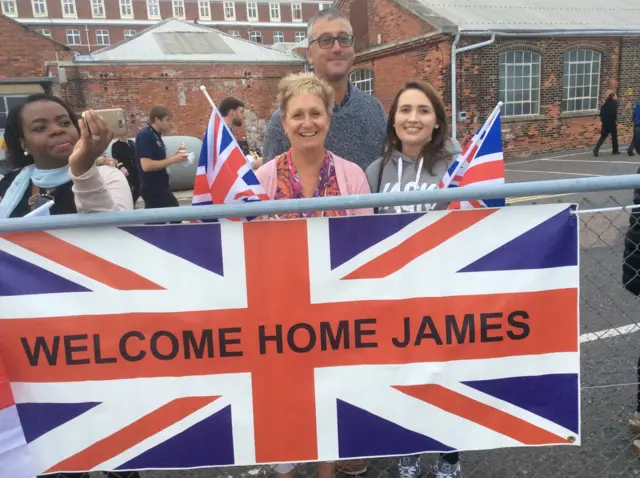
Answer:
[23,151,29,156]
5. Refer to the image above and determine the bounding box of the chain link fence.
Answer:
[41,193,640,478]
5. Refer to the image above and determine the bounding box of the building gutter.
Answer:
[451,32,496,141]
[460,29,640,38]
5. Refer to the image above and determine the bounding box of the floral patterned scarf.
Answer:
[272,150,347,219]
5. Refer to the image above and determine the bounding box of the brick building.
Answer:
[3,0,330,52]
[0,13,75,130]
[338,0,640,157]
[56,19,304,147]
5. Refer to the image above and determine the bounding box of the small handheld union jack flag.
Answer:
[439,102,505,209]
[192,87,269,221]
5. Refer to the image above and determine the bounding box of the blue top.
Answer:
[262,82,388,171]
[633,101,640,126]
[135,124,169,190]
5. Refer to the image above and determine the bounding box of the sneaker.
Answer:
[398,455,420,478]
[436,457,462,478]
[613,151,621,155]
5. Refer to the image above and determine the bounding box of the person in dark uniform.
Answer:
[111,130,140,204]
[135,105,187,209]
[594,92,620,157]
[627,100,640,156]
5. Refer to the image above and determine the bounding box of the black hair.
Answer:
[219,97,245,117]
[3,93,80,169]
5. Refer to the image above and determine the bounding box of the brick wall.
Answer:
[0,14,75,79]
[351,36,450,111]
[618,38,640,134]
[455,36,631,157]
[60,62,303,148]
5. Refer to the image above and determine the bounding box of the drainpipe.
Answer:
[451,32,496,141]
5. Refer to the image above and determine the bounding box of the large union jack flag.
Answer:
[0,203,579,474]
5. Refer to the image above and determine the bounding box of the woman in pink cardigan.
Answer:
[255,72,371,219]
[255,72,371,477]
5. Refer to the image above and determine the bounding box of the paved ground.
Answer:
[95,147,640,478]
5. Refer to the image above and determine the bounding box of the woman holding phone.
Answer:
[0,94,133,218]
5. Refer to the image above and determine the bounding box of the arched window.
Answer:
[499,51,540,116]
[562,49,601,112]
[349,69,374,95]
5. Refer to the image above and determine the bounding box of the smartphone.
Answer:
[91,108,126,133]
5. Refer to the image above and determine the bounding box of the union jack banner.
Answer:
[192,103,269,219]
[440,104,506,210]
[0,203,579,474]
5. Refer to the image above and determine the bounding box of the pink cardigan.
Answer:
[255,153,373,216]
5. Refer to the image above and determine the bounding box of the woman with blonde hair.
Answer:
[256,72,371,477]
[256,72,371,219]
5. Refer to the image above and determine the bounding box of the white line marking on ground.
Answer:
[508,149,614,165]
[541,159,640,165]
[505,169,601,177]
[580,324,640,343]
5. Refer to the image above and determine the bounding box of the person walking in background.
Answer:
[594,92,620,157]
[111,129,140,204]
[365,81,462,478]
[627,100,640,156]
[262,7,386,170]
[135,105,187,209]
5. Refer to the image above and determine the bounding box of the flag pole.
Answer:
[199,85,216,109]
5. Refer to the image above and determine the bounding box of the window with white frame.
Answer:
[249,31,262,43]
[96,29,110,45]
[291,3,302,21]
[172,0,184,18]
[294,31,305,42]
[246,1,258,21]
[223,1,235,20]
[124,29,137,39]
[1,0,17,16]
[562,49,601,112]
[499,50,541,117]
[349,69,374,95]
[119,0,133,18]
[91,0,104,17]
[147,0,160,18]
[32,0,47,16]
[273,31,284,43]
[61,0,76,17]
[0,96,28,130]
[66,29,81,45]
[269,2,280,21]
[37,29,52,38]
[228,30,240,38]
[198,0,210,19]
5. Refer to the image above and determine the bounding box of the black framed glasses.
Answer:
[309,34,354,49]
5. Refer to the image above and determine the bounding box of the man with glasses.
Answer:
[262,8,387,170]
